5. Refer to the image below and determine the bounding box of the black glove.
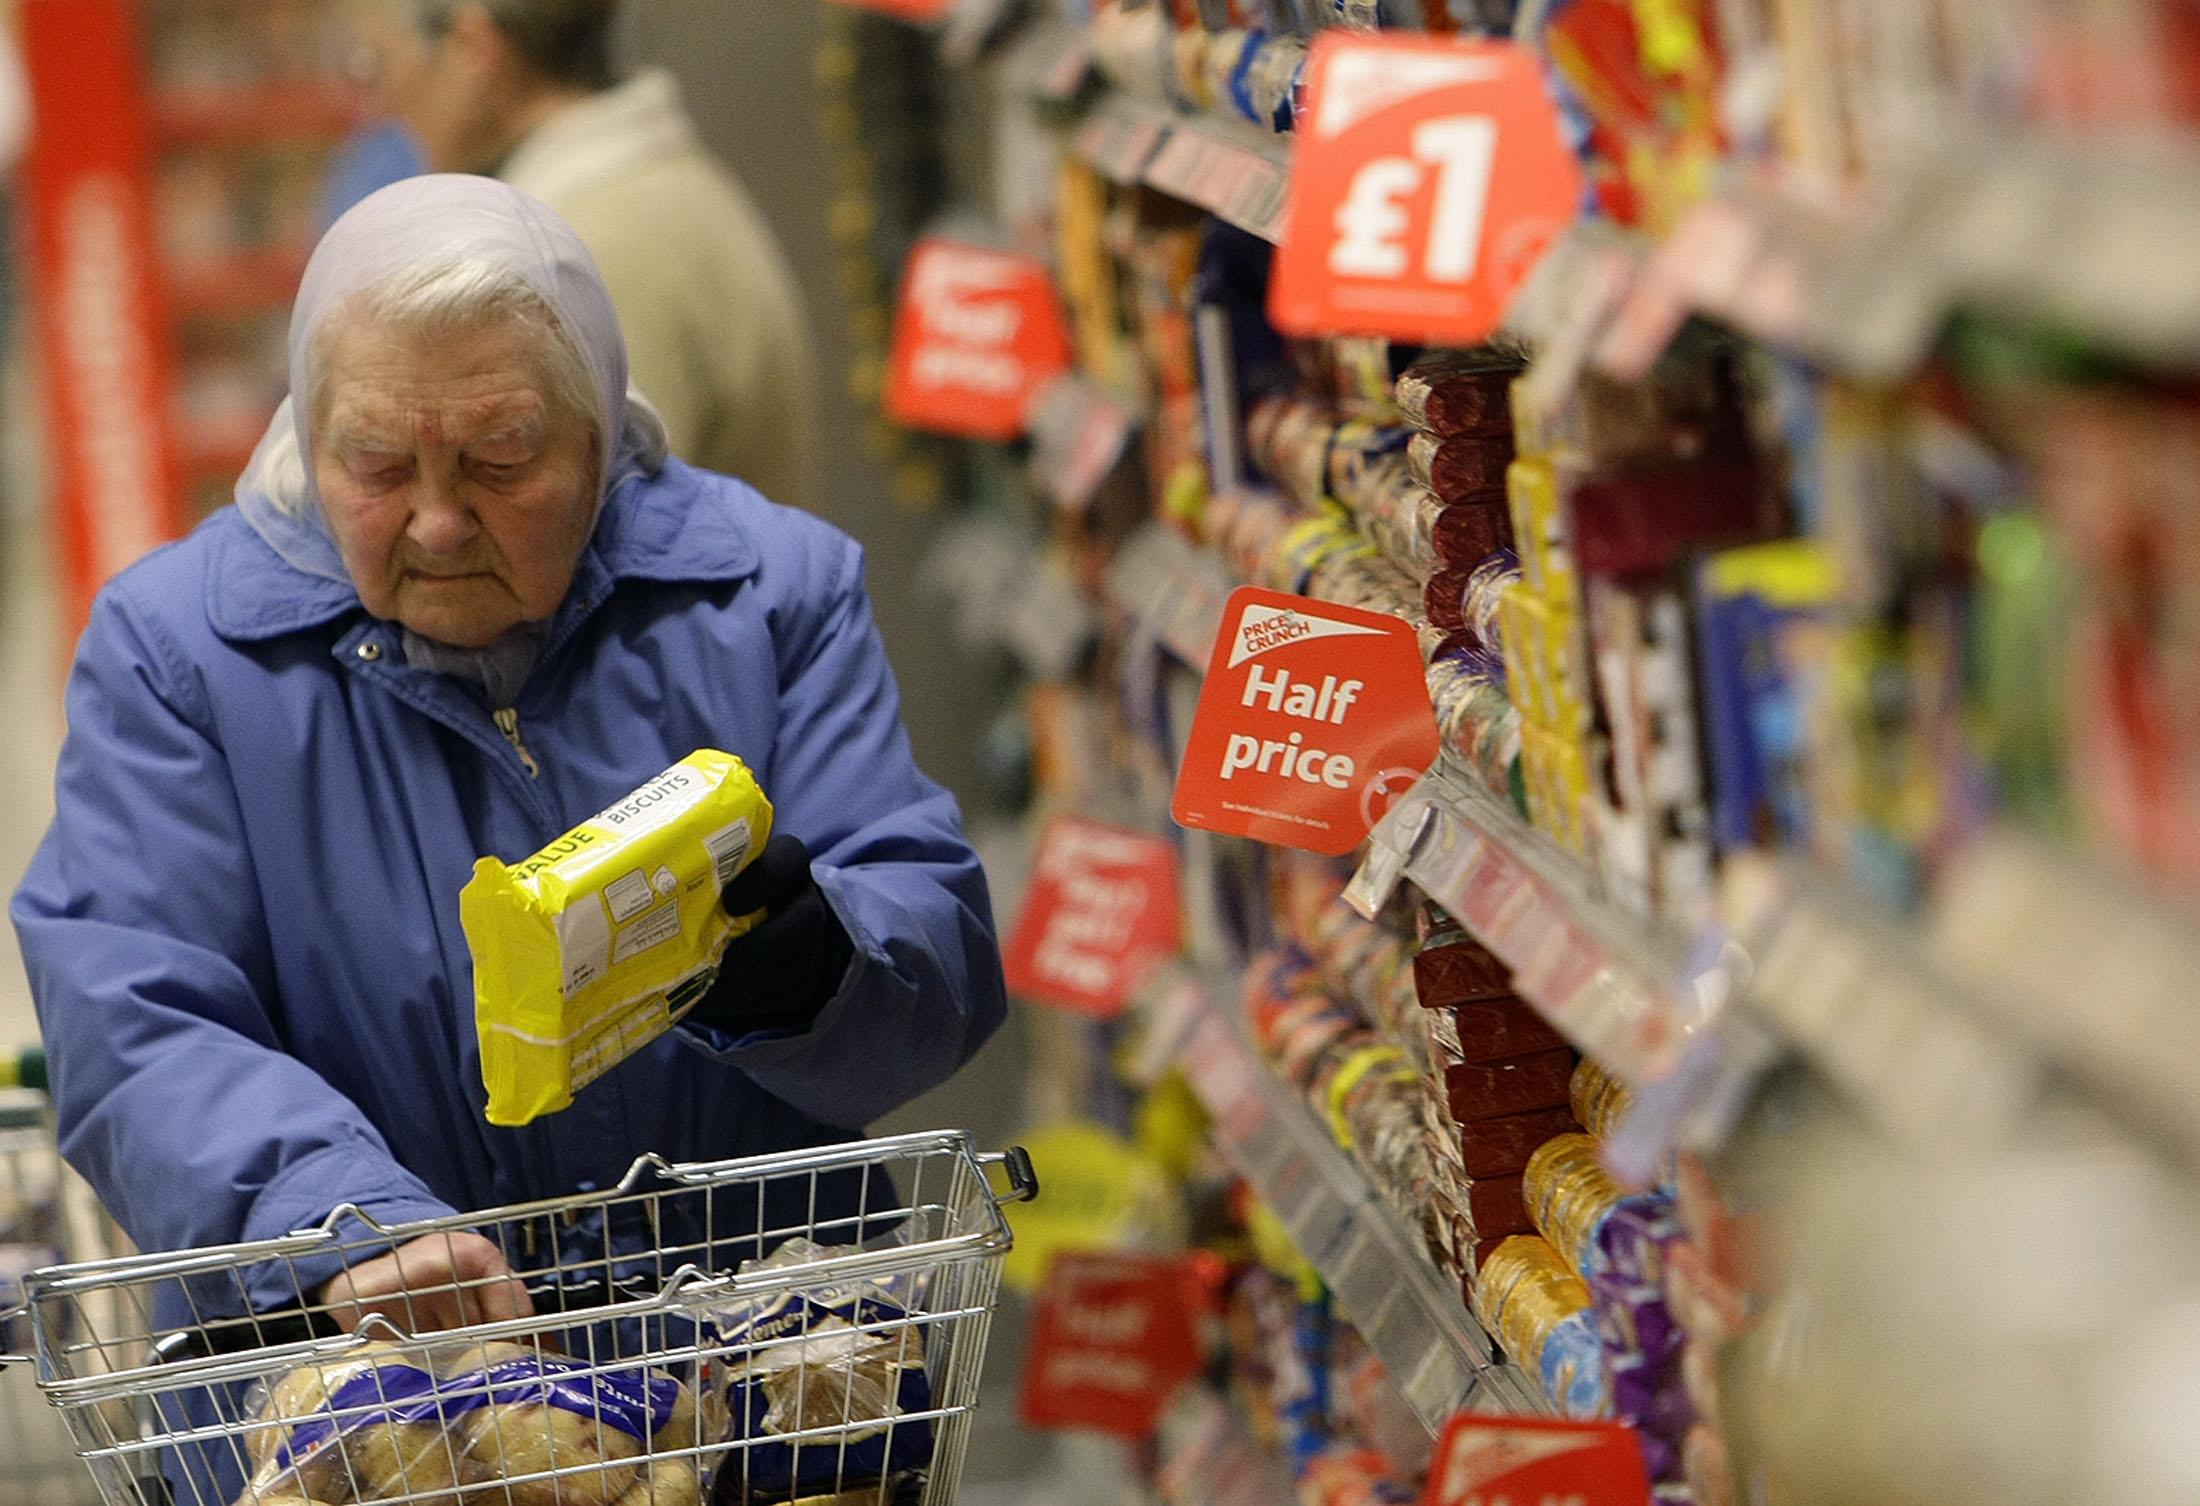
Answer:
[689,834,855,1037]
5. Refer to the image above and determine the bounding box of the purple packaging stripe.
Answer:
[274,1357,680,1470]
[1605,1355,1696,1443]
[1588,1195,1684,1287]
[1637,1429,1684,1485]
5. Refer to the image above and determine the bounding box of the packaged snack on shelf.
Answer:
[1327,1330,1433,1479]
[1395,351,1524,437]
[1590,1194,1684,1287]
[1524,1132,1627,1273]
[1326,420,1414,503]
[1458,1105,1584,1180]
[1407,429,1518,502]
[464,751,772,1128]
[1695,539,1838,854]
[1465,1172,1534,1238]
[1591,1276,1685,1369]
[1572,461,1780,580]
[1473,1235,1593,1384]
[1433,999,1569,1065]
[706,1238,934,1504]
[1588,578,1715,924]
[1444,1048,1578,1123]
[1414,929,1514,1009]
[1539,1306,1609,1418]
[1569,1057,1633,1139]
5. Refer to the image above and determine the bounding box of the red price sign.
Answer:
[1270,35,1582,344]
[1021,1253,1205,1438]
[1002,817,1181,1018]
[885,237,1074,442]
[1172,588,1440,856]
[1425,1415,1652,1506]
[824,0,950,20]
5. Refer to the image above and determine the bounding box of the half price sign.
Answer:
[1172,588,1440,856]
[1002,817,1181,1018]
[1425,1415,1652,1506]
[885,237,1074,442]
[1020,1252,1206,1438]
[1270,35,1582,344]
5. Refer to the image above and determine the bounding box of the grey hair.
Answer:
[304,256,602,454]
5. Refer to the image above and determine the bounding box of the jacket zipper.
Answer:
[492,708,542,780]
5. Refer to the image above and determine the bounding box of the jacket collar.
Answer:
[207,460,760,645]
[499,70,697,208]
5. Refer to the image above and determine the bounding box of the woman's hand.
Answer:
[314,1232,535,1336]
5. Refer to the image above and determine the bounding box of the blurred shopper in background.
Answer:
[348,0,820,504]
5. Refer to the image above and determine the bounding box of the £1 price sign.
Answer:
[885,237,1074,442]
[1425,1415,1652,1506]
[1270,35,1582,345]
[1172,588,1440,856]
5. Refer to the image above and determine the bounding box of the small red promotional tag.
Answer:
[1425,1415,1652,1506]
[825,0,950,20]
[1020,1253,1205,1438]
[1003,817,1181,1018]
[1270,35,1582,344]
[1173,588,1440,856]
[885,237,1074,442]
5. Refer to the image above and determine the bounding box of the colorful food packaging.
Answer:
[1444,1049,1578,1123]
[239,1340,701,1506]
[707,1240,933,1504]
[1459,1105,1584,1180]
[1395,352,1524,437]
[1408,430,1518,502]
[464,751,773,1128]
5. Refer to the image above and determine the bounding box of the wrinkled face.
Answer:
[312,312,599,648]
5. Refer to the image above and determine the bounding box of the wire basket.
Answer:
[3,1130,1036,1506]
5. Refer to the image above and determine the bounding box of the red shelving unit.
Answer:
[20,0,360,634]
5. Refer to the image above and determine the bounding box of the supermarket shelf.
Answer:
[1073,92,1173,184]
[1351,759,1710,1087]
[1104,523,1233,668]
[151,81,366,145]
[1719,853,2047,1154]
[1145,967,1555,1428]
[1360,762,2200,1174]
[1141,113,1293,243]
[1566,132,2200,381]
[166,244,313,317]
[1073,91,1293,242]
[1928,833,2200,1167]
[175,419,266,483]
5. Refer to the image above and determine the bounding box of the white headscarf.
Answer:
[235,173,669,591]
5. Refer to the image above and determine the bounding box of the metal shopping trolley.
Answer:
[1,1130,1037,1506]
[2,1060,113,1506]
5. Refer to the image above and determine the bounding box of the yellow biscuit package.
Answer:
[463,749,774,1127]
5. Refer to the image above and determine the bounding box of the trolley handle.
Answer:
[978,1145,1040,1206]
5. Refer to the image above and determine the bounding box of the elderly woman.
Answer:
[12,176,1002,1457]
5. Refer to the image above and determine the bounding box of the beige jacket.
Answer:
[501,71,821,506]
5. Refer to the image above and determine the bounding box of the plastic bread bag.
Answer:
[464,750,773,1128]
[704,1240,933,1504]
[235,1339,700,1505]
